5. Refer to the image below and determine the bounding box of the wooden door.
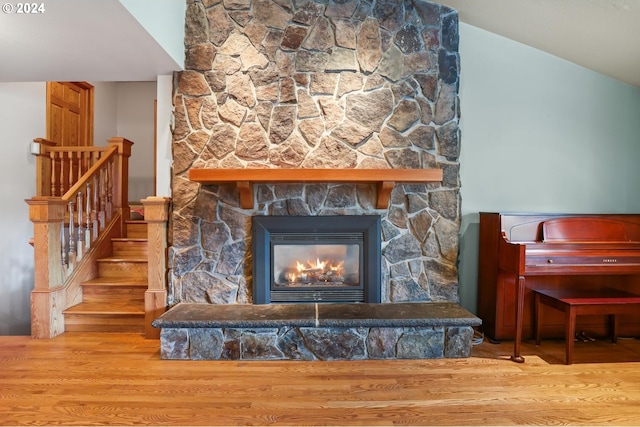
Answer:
[46,82,94,146]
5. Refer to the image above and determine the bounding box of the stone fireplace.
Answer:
[155,0,480,360]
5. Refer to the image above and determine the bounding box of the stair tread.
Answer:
[64,302,145,315]
[82,277,148,287]
[112,238,148,242]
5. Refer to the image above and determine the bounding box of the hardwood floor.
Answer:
[2,332,640,425]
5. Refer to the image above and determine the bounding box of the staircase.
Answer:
[63,220,149,333]
[28,136,170,338]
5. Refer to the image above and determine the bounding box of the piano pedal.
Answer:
[577,331,596,342]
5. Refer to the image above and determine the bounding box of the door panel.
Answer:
[46,82,94,146]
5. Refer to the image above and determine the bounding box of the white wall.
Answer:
[156,75,173,198]
[92,82,119,146]
[457,23,640,314]
[116,82,157,202]
[96,80,159,201]
[0,82,45,335]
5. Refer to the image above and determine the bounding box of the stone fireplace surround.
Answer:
[155,0,481,360]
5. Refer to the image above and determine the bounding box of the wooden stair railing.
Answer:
[34,138,113,197]
[27,137,133,338]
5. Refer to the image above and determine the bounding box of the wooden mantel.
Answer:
[188,168,443,209]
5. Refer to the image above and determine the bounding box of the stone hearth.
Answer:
[154,302,480,360]
[158,0,476,360]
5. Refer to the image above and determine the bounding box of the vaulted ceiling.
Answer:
[0,0,638,87]
[0,0,181,82]
[438,0,640,88]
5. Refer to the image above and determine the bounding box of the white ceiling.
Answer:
[0,0,638,87]
[0,0,181,82]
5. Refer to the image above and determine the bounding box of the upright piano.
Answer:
[478,212,640,362]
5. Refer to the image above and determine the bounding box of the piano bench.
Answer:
[533,289,640,365]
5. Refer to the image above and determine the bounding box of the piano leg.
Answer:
[565,306,576,365]
[510,275,526,363]
[610,314,619,344]
[534,292,542,346]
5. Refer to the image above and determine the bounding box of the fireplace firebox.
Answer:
[252,216,381,304]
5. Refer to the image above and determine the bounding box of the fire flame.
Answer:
[287,258,345,283]
[296,258,327,272]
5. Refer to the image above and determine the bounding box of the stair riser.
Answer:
[112,241,148,257]
[126,224,147,239]
[98,262,148,279]
[126,230,147,239]
[64,314,145,333]
[82,287,146,304]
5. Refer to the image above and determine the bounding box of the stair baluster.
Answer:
[85,182,92,249]
[99,168,107,230]
[60,151,67,195]
[66,151,74,196]
[106,157,113,222]
[77,191,84,260]
[92,175,99,237]
[49,151,58,196]
[67,200,76,273]
[60,218,67,279]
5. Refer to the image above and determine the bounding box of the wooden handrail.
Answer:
[33,138,57,146]
[41,146,111,154]
[189,168,443,209]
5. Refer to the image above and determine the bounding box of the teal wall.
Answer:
[457,23,640,314]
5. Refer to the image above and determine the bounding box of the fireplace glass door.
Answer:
[252,216,381,304]
[272,238,361,300]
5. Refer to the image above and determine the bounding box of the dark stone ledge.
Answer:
[152,302,481,329]
[317,302,481,327]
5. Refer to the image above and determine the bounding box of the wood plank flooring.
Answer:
[2,332,640,425]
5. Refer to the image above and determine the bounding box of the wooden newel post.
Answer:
[33,138,57,197]
[108,137,133,236]
[141,196,171,339]
[26,196,67,338]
